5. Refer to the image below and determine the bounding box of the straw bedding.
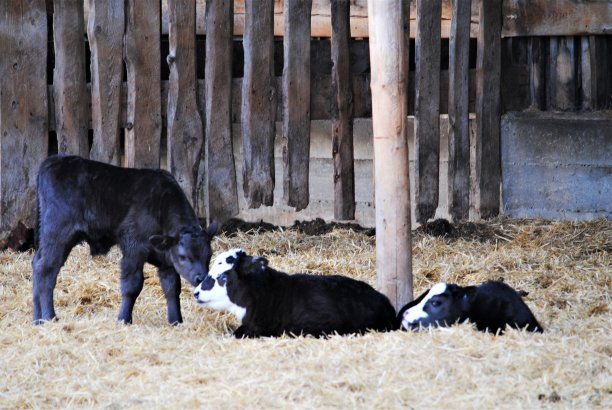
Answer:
[0,218,610,408]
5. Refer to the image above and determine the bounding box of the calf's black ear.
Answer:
[205,220,219,237]
[461,285,477,311]
[149,235,178,251]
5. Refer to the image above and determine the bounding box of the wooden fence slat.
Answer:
[414,0,442,224]
[581,36,598,111]
[473,0,502,219]
[167,0,205,209]
[125,0,162,169]
[282,0,312,211]
[53,0,89,157]
[331,0,355,221]
[368,0,412,310]
[87,0,124,166]
[241,0,276,209]
[447,0,471,222]
[0,0,48,237]
[204,0,238,222]
[528,37,546,110]
[547,37,577,111]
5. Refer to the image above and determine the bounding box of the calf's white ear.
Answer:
[149,235,178,251]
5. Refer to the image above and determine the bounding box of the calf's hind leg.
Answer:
[32,242,72,324]
[158,267,183,325]
[118,256,145,324]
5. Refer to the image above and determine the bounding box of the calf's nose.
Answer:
[193,289,199,298]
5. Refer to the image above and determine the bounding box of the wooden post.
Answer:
[447,0,470,222]
[282,0,312,211]
[581,36,598,111]
[167,0,204,208]
[125,0,162,169]
[331,0,355,221]
[87,0,124,165]
[241,0,276,208]
[53,0,89,157]
[0,0,48,238]
[547,36,577,111]
[528,37,546,110]
[473,0,502,220]
[205,0,238,223]
[368,0,412,310]
[414,0,442,224]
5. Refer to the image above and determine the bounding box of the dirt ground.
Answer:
[0,218,610,408]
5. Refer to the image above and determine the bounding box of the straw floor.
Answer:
[0,218,610,409]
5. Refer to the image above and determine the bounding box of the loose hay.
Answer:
[0,218,610,408]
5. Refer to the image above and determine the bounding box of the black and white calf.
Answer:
[398,281,543,334]
[194,248,398,338]
[32,155,218,325]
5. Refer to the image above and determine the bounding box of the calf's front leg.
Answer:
[118,256,145,324]
[158,267,183,325]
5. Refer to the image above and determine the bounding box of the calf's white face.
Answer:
[402,283,463,329]
[193,248,247,321]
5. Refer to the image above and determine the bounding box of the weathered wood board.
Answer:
[0,0,49,238]
[282,0,312,211]
[502,112,612,220]
[204,0,239,223]
[87,0,124,165]
[125,0,162,169]
[331,0,355,221]
[53,0,89,157]
[241,0,276,209]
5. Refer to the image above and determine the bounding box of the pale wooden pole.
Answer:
[368,0,412,310]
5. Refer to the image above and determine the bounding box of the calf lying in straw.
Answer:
[194,249,397,338]
[398,281,543,334]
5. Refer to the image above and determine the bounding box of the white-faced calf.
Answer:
[194,248,398,338]
[398,281,543,334]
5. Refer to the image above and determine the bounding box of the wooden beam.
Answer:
[331,0,355,221]
[0,0,49,237]
[204,0,239,223]
[414,0,442,224]
[447,0,471,222]
[53,0,89,157]
[282,0,312,211]
[547,37,578,111]
[167,0,204,208]
[473,0,501,219]
[125,0,162,169]
[368,0,412,309]
[241,0,276,208]
[502,0,612,37]
[87,0,124,165]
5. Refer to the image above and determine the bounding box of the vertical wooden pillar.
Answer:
[581,36,599,111]
[87,0,124,165]
[473,0,502,220]
[447,0,471,222]
[331,0,355,221]
[414,0,442,224]
[368,0,412,310]
[548,36,577,111]
[167,0,204,208]
[125,0,161,169]
[241,0,276,209]
[528,37,546,110]
[205,0,238,223]
[53,0,89,157]
[0,0,48,237]
[282,0,312,211]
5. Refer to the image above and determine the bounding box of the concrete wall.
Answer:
[501,112,612,220]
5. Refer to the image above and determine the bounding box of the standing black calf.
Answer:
[398,281,543,334]
[194,249,398,338]
[32,155,218,325]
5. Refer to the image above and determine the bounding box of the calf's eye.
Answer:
[430,300,441,308]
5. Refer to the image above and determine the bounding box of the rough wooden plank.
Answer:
[414,0,442,224]
[528,37,546,110]
[547,37,577,111]
[53,0,89,157]
[282,0,312,211]
[87,0,124,165]
[368,0,412,309]
[0,0,48,239]
[125,0,162,169]
[204,0,238,222]
[331,0,355,221]
[241,0,276,209]
[447,0,471,222]
[167,0,204,208]
[503,0,612,37]
[581,36,600,111]
[473,0,501,219]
